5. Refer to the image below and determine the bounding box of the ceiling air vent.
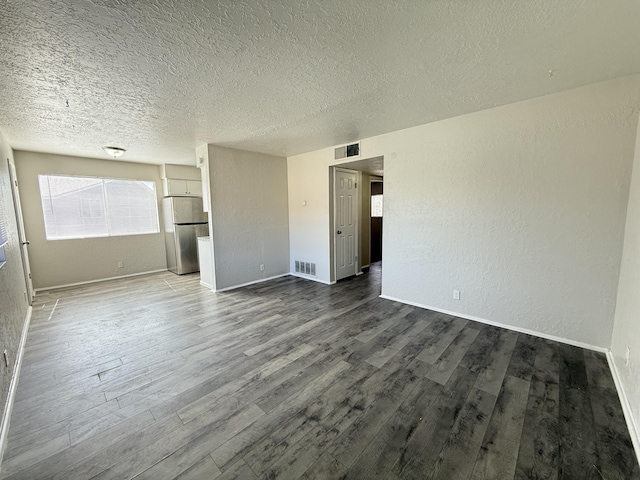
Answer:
[335,142,360,160]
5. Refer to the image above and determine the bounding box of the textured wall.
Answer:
[288,76,640,347]
[14,151,167,290]
[0,132,29,443]
[208,146,289,290]
[378,77,639,348]
[288,152,332,282]
[612,108,640,448]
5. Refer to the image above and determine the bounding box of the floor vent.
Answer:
[295,260,316,276]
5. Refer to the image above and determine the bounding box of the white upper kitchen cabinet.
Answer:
[164,178,202,196]
[160,164,202,196]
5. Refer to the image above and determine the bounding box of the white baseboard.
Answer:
[289,273,335,285]
[215,273,290,292]
[199,280,214,290]
[0,306,32,471]
[34,269,168,293]
[606,351,640,464]
[378,294,608,353]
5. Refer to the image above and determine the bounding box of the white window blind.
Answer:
[38,175,159,240]
[0,206,7,266]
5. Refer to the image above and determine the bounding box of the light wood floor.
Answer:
[1,264,638,479]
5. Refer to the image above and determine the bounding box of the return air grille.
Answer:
[334,142,360,160]
[294,260,316,276]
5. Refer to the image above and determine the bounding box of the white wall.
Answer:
[288,156,333,282]
[14,151,167,289]
[288,76,640,348]
[611,108,640,453]
[208,146,289,290]
[0,130,30,462]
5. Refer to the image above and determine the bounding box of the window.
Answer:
[371,194,383,217]
[0,206,7,268]
[38,175,159,240]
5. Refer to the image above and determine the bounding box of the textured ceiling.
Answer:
[1,0,639,165]
[339,156,384,177]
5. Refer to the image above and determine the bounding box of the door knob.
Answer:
[337,230,342,235]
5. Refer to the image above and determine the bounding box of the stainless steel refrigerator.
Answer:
[162,196,209,275]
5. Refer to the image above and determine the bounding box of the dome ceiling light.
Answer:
[102,146,126,158]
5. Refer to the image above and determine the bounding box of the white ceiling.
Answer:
[338,156,384,177]
[1,0,639,166]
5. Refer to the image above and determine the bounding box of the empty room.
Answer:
[1,1,639,479]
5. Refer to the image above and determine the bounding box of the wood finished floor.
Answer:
[1,263,638,479]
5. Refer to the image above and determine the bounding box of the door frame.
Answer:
[330,167,360,282]
[7,159,34,304]
[369,177,384,264]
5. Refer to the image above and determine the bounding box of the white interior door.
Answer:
[334,168,358,281]
[8,160,34,304]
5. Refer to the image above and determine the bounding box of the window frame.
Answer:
[0,206,7,268]
[371,194,383,218]
[38,174,160,241]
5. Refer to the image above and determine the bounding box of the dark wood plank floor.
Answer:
[1,263,638,479]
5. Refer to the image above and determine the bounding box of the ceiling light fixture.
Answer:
[102,146,126,158]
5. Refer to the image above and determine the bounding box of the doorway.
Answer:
[333,168,358,281]
[7,159,33,304]
[330,156,383,282]
[370,180,383,263]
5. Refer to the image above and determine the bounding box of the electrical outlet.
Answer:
[3,349,8,368]
[259,264,265,271]
[117,261,123,268]
[453,289,460,300]
[626,347,631,367]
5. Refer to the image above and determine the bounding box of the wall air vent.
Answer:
[294,260,316,277]
[335,142,360,160]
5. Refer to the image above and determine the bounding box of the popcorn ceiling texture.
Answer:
[0,0,639,164]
